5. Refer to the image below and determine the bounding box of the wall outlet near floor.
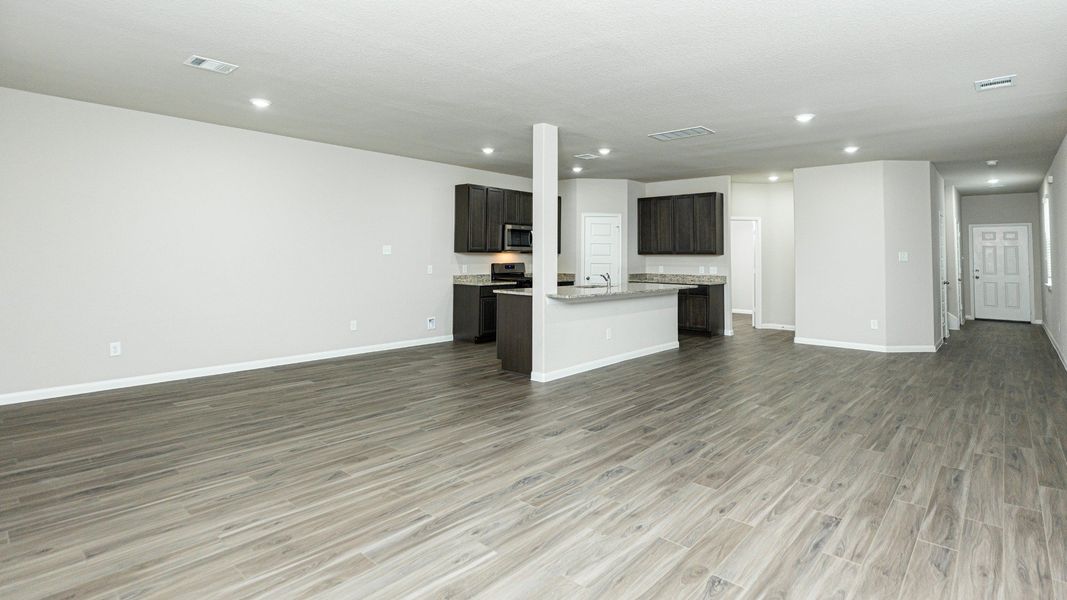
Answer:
[349,320,358,332]
[109,341,122,357]
[382,245,392,255]
[870,319,879,330]
[426,317,436,330]
[658,265,664,274]
[605,327,613,340]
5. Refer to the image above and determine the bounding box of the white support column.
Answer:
[531,123,558,379]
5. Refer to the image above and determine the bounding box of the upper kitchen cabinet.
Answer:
[455,184,561,254]
[504,190,533,226]
[637,192,724,255]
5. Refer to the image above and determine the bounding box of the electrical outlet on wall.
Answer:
[709,266,718,275]
[350,320,358,331]
[426,265,433,274]
[461,264,469,274]
[426,317,436,330]
[898,251,909,263]
[109,341,122,357]
[699,266,706,274]
[870,319,879,330]
[605,327,613,340]
[658,265,665,274]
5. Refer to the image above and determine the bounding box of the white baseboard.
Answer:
[0,335,455,406]
[1044,325,1067,373]
[965,314,973,320]
[793,337,937,353]
[732,309,753,315]
[530,341,679,383]
[723,329,735,336]
[1032,319,1044,325]
[757,323,796,331]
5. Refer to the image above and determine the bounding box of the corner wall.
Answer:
[0,87,535,399]
[1040,132,1067,371]
[794,161,939,352]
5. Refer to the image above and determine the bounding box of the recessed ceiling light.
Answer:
[794,113,815,123]
[482,147,494,155]
[768,175,780,182]
[249,98,271,109]
[598,148,611,156]
[986,160,998,167]
[572,166,583,173]
[987,178,1000,184]
[843,145,860,154]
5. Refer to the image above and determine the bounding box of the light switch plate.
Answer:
[898,251,909,263]
[709,266,718,275]
[382,245,392,255]
[658,266,665,274]
[426,265,433,274]
[349,320,358,331]
[109,341,122,357]
[870,319,879,330]
[461,264,468,274]
[699,266,706,274]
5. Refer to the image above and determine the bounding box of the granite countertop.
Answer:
[629,273,727,285]
[453,273,576,286]
[495,282,695,302]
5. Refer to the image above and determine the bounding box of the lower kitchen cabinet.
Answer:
[453,285,508,343]
[678,284,725,335]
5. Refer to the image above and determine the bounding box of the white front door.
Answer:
[972,225,1032,322]
[581,214,622,285]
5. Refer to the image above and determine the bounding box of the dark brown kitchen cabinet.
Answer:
[456,184,561,254]
[453,284,508,343]
[694,193,724,254]
[486,187,505,252]
[678,284,725,335]
[637,191,724,255]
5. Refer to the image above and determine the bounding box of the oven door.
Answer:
[504,225,533,252]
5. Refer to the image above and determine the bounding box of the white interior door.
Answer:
[971,225,1032,322]
[730,219,756,315]
[581,214,622,285]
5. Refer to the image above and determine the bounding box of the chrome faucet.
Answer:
[596,273,612,288]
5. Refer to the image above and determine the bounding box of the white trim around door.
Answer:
[729,216,762,328]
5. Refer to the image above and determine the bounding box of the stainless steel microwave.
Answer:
[504,224,532,252]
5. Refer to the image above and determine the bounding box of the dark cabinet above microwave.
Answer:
[455,184,561,254]
[637,192,724,255]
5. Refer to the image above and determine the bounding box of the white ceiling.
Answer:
[2,0,1066,195]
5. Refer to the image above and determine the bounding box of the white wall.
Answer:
[1040,132,1067,370]
[959,193,1044,322]
[730,220,756,312]
[794,160,938,351]
[561,179,632,282]
[0,87,537,398]
[730,182,795,328]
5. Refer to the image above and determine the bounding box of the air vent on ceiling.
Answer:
[648,126,716,142]
[573,153,599,160]
[974,74,1016,92]
[183,55,239,75]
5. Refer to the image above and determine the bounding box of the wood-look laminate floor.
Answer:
[2,317,1067,599]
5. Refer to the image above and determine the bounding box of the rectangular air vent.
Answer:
[573,153,599,160]
[648,126,716,141]
[184,55,239,75]
[974,75,1016,92]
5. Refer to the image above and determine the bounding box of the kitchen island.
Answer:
[494,283,695,377]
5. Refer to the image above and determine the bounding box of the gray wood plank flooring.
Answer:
[1,317,1066,599]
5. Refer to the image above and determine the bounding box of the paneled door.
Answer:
[971,225,1031,322]
[581,214,622,285]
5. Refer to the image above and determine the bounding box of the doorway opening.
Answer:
[729,217,762,328]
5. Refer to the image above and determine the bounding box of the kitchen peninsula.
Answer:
[495,282,695,376]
